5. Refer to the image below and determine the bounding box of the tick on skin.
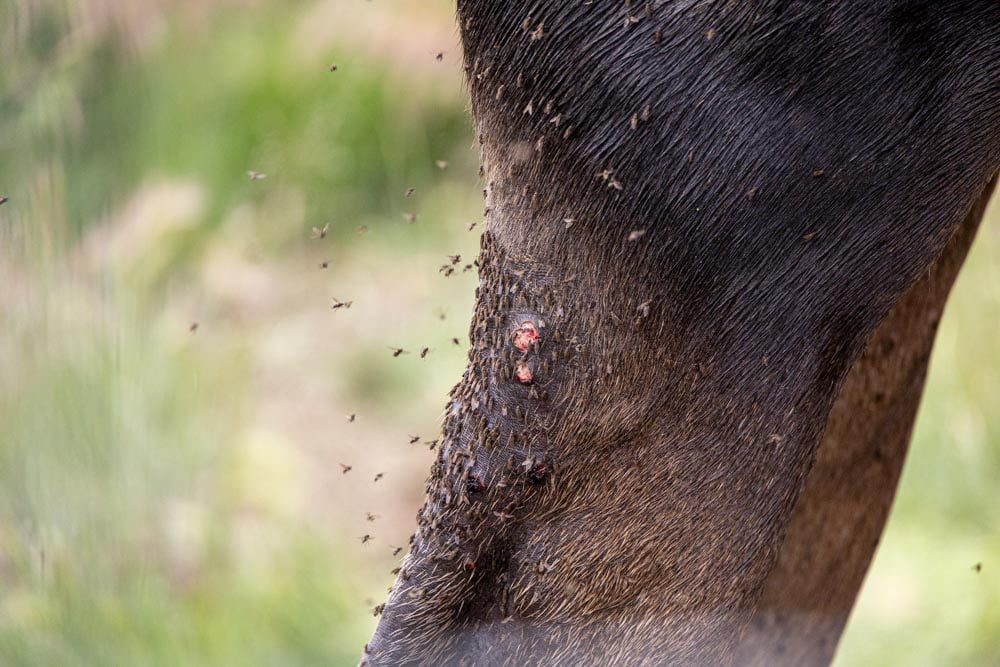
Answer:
[528,462,548,485]
[513,321,541,351]
[466,474,485,494]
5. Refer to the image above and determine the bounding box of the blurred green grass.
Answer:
[0,1,997,665]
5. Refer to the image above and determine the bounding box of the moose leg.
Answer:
[366,176,998,666]
[367,2,1000,664]
[737,177,996,666]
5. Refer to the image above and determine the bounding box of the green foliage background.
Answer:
[1,1,997,664]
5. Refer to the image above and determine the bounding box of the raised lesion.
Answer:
[378,233,580,636]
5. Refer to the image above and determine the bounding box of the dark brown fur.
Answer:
[736,177,995,665]
[367,1,999,664]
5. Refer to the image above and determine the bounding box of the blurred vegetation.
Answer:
[0,1,997,665]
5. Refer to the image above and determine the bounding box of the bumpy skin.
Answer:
[367,1,999,665]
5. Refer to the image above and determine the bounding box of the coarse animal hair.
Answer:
[366,1,999,664]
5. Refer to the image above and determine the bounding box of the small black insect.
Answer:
[527,461,548,485]
[466,474,485,494]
